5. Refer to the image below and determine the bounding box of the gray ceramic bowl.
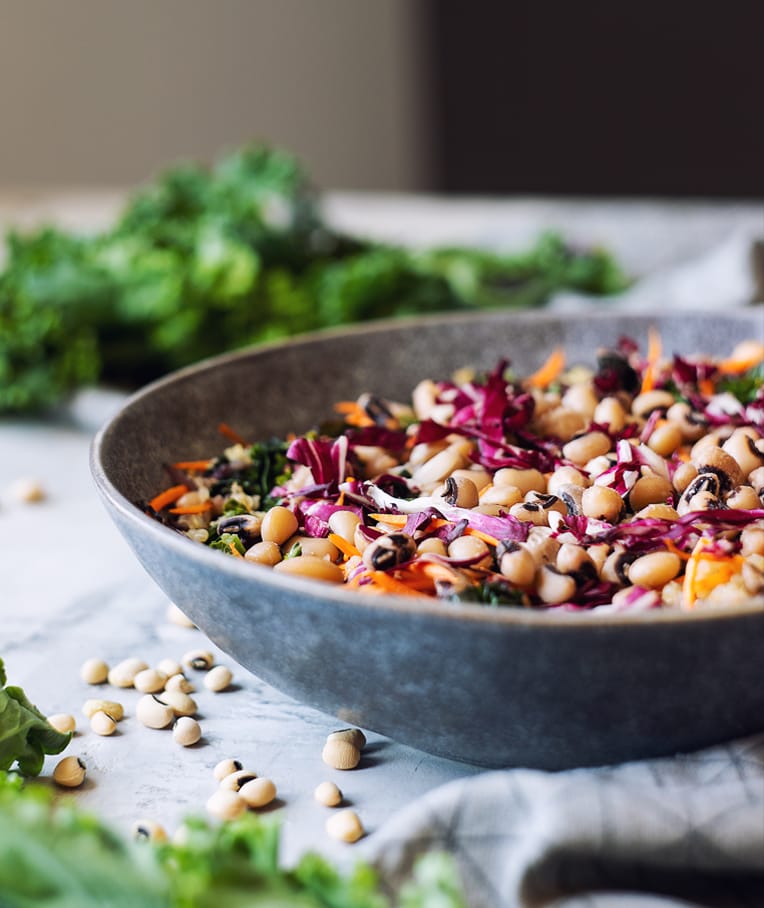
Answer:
[91,309,764,769]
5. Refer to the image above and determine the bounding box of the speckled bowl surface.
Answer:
[91,309,764,769]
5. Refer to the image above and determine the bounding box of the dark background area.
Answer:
[427,0,764,197]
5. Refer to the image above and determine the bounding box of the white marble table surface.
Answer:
[0,191,762,869]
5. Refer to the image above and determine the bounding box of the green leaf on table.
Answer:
[0,658,71,776]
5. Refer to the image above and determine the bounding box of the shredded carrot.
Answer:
[663,539,690,561]
[172,459,213,472]
[168,502,213,515]
[368,570,427,597]
[698,378,716,398]
[640,327,662,394]
[328,533,361,560]
[218,422,249,446]
[228,541,244,558]
[526,347,566,389]
[149,484,189,512]
[717,341,764,375]
[334,401,374,428]
[682,537,744,609]
[369,513,407,527]
[464,527,500,547]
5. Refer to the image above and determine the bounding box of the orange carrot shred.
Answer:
[172,459,213,472]
[218,422,249,446]
[228,541,244,558]
[526,347,566,389]
[717,341,764,375]
[640,327,662,394]
[698,378,715,398]
[149,484,189,512]
[328,533,361,560]
[464,527,500,546]
[169,502,213,515]
[369,570,426,597]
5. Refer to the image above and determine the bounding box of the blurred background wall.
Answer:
[0,0,430,190]
[0,0,761,196]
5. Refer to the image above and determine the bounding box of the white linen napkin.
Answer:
[366,734,764,908]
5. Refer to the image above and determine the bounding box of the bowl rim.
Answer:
[91,307,764,630]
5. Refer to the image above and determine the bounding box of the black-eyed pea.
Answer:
[411,379,439,421]
[407,439,448,468]
[240,778,277,809]
[472,504,504,516]
[547,466,590,495]
[260,506,299,545]
[132,820,168,842]
[593,397,626,433]
[245,540,282,566]
[417,537,447,556]
[498,541,536,587]
[647,422,683,458]
[158,689,198,717]
[173,716,202,747]
[411,443,470,487]
[554,483,584,516]
[166,602,196,627]
[362,533,416,572]
[666,402,708,442]
[327,728,367,750]
[206,789,246,821]
[479,484,523,508]
[136,695,175,729]
[587,543,610,575]
[751,467,764,496]
[556,542,595,577]
[692,447,744,493]
[741,525,764,557]
[213,758,243,782]
[678,490,722,515]
[284,535,340,562]
[273,554,345,582]
[601,550,631,586]
[561,383,598,417]
[80,658,109,685]
[723,429,764,477]
[631,390,675,419]
[108,658,148,688]
[435,475,479,509]
[562,431,611,466]
[629,474,673,513]
[90,710,117,736]
[82,699,124,721]
[523,528,560,566]
[204,665,233,692]
[509,494,559,527]
[53,756,86,788]
[672,462,698,495]
[447,535,492,568]
[726,485,760,510]
[493,468,546,495]
[742,558,764,595]
[581,485,623,522]
[533,406,587,442]
[353,445,398,477]
[326,809,365,843]
[635,503,680,521]
[220,769,258,791]
[157,658,183,678]
[182,649,214,671]
[322,738,361,770]
[327,510,362,544]
[451,467,491,492]
[535,565,576,605]
[627,551,681,589]
[314,781,343,807]
[133,669,168,694]
[165,673,194,694]
[47,713,76,734]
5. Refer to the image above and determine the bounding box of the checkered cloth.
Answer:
[367,735,764,908]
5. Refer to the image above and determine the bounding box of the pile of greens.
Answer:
[0,144,628,413]
[0,659,464,907]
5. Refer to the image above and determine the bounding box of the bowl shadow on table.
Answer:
[91,309,764,770]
